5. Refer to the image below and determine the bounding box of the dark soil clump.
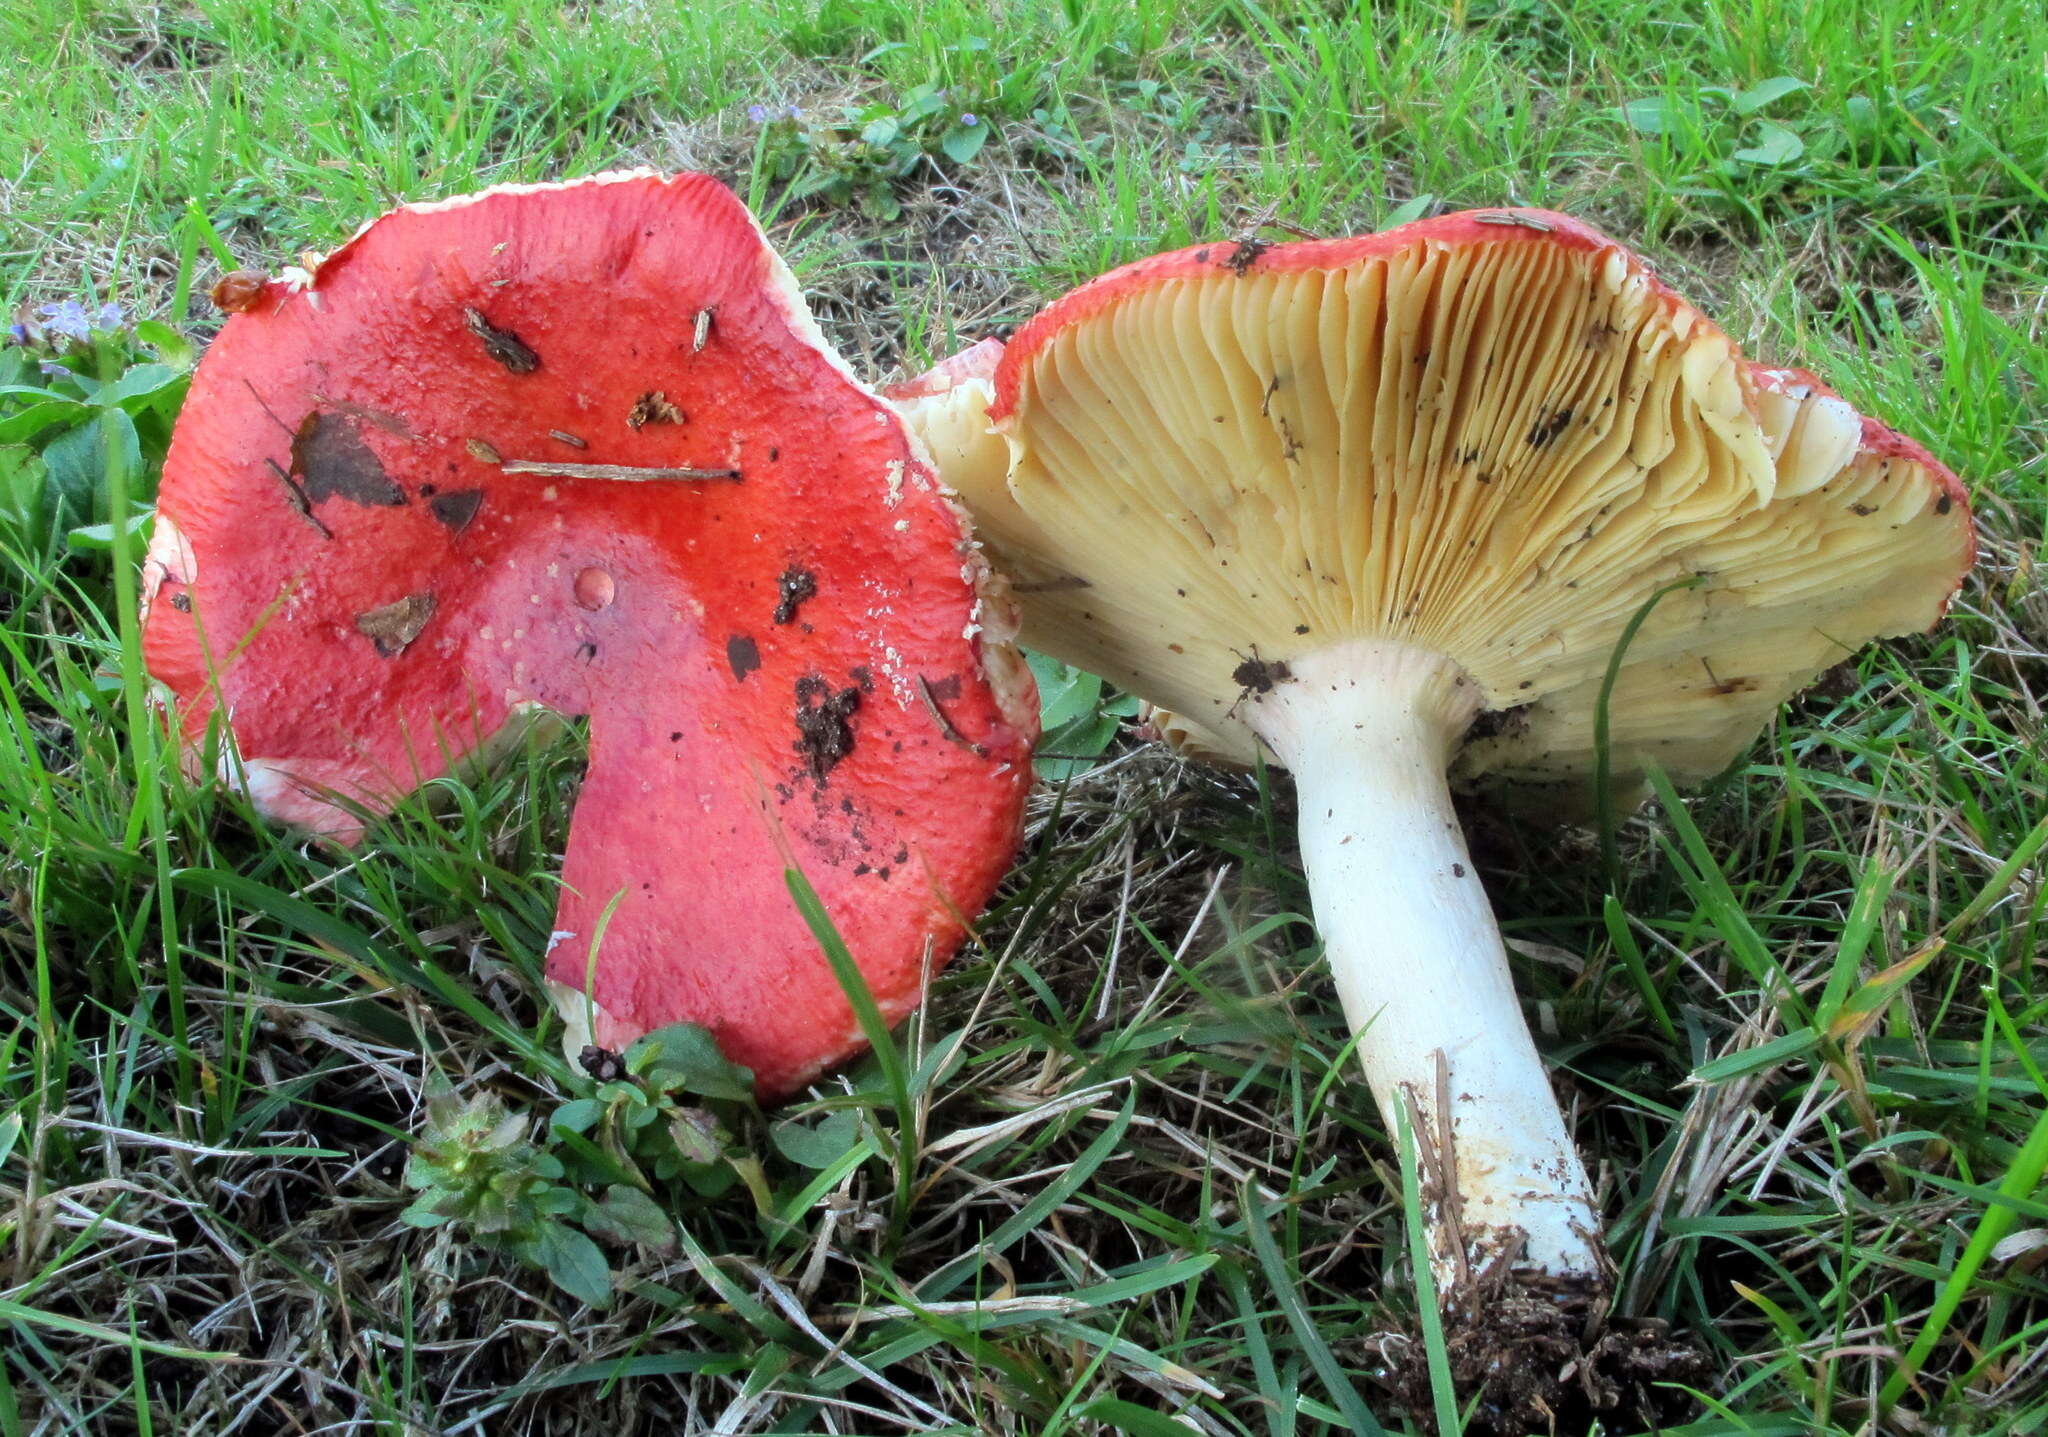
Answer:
[1384,1271,1711,1435]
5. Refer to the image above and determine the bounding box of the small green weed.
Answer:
[754,84,996,219]
[1028,650,1141,781]
[404,1023,772,1309]
[0,304,190,572]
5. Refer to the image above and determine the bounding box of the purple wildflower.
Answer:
[37,300,92,342]
[960,113,979,127]
[5,323,27,346]
[747,104,770,124]
[96,302,126,331]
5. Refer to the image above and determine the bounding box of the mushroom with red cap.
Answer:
[891,211,1974,1350]
[142,171,1039,1098]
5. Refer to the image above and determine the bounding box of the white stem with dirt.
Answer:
[1247,640,1604,1290]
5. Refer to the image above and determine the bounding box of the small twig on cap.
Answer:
[1474,212,1553,231]
[499,459,741,482]
[916,675,988,757]
[263,458,332,539]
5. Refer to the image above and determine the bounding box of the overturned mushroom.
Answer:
[893,213,1973,1346]
[143,171,1038,1097]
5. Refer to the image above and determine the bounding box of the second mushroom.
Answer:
[893,212,1974,1323]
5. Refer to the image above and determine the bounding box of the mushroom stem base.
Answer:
[1246,640,1603,1287]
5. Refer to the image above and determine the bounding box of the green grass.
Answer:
[3,0,2046,1432]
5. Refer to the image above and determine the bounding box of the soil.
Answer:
[1383,1268,1711,1436]
[1231,653,1291,694]
[773,565,817,625]
[792,673,860,782]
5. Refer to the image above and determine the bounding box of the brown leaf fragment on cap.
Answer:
[548,429,588,448]
[292,412,406,507]
[464,306,540,373]
[355,592,437,657]
[428,489,484,532]
[466,438,502,465]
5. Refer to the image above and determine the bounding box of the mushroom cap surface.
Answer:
[932,209,1971,803]
[142,170,1038,1096]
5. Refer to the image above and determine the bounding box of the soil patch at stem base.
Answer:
[1383,1270,1710,1435]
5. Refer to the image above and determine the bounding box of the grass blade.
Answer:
[1240,1176,1384,1436]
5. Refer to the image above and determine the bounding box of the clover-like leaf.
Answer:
[1733,120,1806,166]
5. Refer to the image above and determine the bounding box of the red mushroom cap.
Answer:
[142,171,1038,1096]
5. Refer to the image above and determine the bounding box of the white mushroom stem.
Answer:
[1248,639,1603,1291]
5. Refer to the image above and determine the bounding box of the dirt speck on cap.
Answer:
[1232,654,1291,694]
[794,674,860,783]
[774,566,817,625]
[1224,237,1269,275]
